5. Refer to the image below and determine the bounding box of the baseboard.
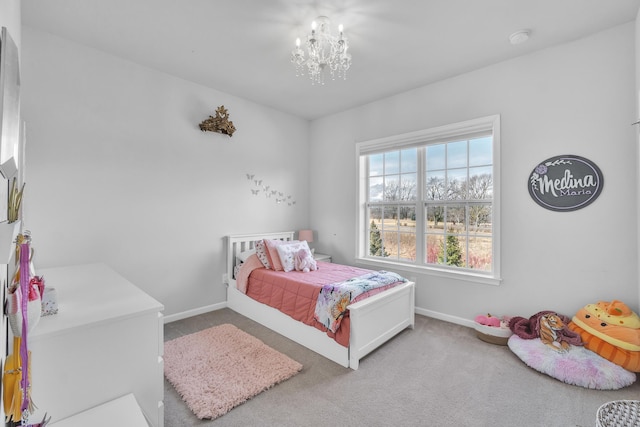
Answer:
[163,302,227,323]
[415,306,475,329]
[163,302,476,329]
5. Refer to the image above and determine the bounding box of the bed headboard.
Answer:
[226,231,295,288]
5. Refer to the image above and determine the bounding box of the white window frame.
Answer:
[355,115,501,286]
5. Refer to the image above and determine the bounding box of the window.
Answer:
[356,115,500,284]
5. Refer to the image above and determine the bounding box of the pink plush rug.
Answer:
[164,324,303,420]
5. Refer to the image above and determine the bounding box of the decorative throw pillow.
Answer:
[276,241,315,273]
[265,239,296,271]
[255,240,271,269]
[233,264,242,281]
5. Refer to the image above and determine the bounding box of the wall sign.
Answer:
[528,154,603,212]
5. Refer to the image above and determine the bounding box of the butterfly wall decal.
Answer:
[245,173,296,207]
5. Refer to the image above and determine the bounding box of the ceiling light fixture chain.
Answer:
[291,16,351,85]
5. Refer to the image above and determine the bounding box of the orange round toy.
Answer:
[568,300,640,372]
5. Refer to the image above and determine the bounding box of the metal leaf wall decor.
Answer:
[199,105,236,137]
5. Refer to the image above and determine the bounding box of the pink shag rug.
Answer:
[164,324,302,420]
[508,335,636,390]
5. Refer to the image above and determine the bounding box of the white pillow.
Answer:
[276,240,314,272]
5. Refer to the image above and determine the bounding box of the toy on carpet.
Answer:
[539,313,572,352]
[507,309,636,390]
[474,313,502,327]
[568,300,640,372]
[509,310,582,353]
[473,313,512,345]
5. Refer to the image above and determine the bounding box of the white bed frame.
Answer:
[226,231,415,370]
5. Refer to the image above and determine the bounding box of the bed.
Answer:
[226,231,415,369]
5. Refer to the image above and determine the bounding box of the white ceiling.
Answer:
[21,0,640,120]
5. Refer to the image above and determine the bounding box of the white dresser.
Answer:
[28,263,164,426]
[50,394,149,427]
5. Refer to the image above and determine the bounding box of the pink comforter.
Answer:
[243,261,399,347]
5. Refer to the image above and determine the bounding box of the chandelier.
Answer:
[291,16,352,85]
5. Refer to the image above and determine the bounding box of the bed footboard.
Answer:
[347,280,415,369]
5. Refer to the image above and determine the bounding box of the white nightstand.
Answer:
[313,252,332,262]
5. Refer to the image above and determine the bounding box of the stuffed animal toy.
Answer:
[294,248,317,273]
[509,310,582,353]
[538,313,572,352]
[568,300,640,372]
[474,313,501,327]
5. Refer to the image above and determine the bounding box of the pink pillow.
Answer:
[265,239,297,271]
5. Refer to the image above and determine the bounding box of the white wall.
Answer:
[636,7,640,314]
[0,0,20,48]
[310,23,639,323]
[20,27,310,319]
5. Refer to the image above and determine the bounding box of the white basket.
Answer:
[596,400,640,427]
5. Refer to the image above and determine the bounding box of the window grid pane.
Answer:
[424,201,492,271]
[364,129,494,275]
